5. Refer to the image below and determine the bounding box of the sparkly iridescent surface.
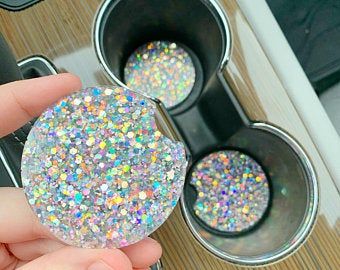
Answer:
[22,86,187,248]
[124,41,196,108]
[190,150,270,233]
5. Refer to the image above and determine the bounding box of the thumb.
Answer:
[18,246,132,270]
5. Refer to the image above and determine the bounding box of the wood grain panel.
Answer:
[0,0,339,269]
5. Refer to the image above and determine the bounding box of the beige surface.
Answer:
[0,0,339,269]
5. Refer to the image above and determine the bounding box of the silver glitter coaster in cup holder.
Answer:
[21,85,187,248]
[124,41,196,109]
[182,125,318,265]
[189,150,270,235]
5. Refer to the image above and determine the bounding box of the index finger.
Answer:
[0,73,82,137]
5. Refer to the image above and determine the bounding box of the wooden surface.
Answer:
[0,0,339,269]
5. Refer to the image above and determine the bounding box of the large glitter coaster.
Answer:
[190,150,270,234]
[21,86,187,248]
[124,41,196,109]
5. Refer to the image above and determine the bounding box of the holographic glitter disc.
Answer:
[124,41,196,108]
[22,86,187,248]
[190,150,270,233]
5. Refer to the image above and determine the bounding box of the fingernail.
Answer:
[88,260,114,270]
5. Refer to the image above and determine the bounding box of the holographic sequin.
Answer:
[124,41,196,108]
[190,150,270,233]
[22,86,187,248]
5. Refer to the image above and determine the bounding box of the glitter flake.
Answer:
[124,41,196,108]
[190,150,270,233]
[22,86,187,248]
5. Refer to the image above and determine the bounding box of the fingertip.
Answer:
[57,73,82,90]
[96,249,132,270]
[33,73,82,96]
[144,238,162,259]
[121,238,162,268]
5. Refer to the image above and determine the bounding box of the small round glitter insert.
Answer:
[190,150,270,234]
[21,86,187,248]
[124,41,196,108]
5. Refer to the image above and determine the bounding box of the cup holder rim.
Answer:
[93,0,126,88]
[92,0,232,87]
[180,122,319,266]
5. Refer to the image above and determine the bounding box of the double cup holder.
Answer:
[93,0,318,266]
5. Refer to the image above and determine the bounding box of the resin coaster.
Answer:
[124,41,196,108]
[21,86,187,248]
[190,150,270,234]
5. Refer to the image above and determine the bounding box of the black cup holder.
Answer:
[182,123,318,264]
[93,0,318,266]
[94,0,229,115]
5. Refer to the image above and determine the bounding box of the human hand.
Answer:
[0,74,162,270]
